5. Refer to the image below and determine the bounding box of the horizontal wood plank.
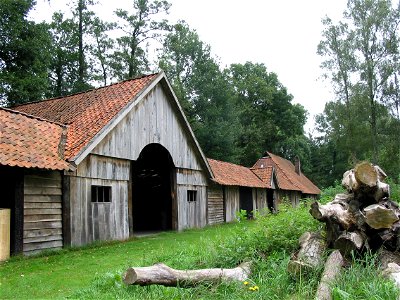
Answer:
[24,228,62,239]
[23,240,63,252]
[24,187,62,196]
[24,221,62,230]
[24,195,62,203]
[24,202,62,209]
[24,235,63,244]
[24,215,62,222]
[24,208,62,216]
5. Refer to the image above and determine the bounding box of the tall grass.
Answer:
[2,189,400,299]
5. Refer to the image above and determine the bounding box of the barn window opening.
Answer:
[91,186,112,203]
[187,190,197,202]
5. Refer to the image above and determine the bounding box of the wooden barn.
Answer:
[207,159,278,224]
[1,72,213,254]
[251,152,320,206]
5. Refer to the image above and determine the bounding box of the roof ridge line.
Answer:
[12,73,160,108]
[0,107,67,128]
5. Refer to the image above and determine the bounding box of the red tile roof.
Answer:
[0,108,70,170]
[251,152,320,195]
[13,74,158,160]
[208,158,267,188]
[250,166,274,189]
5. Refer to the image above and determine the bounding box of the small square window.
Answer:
[91,186,112,203]
[187,190,197,202]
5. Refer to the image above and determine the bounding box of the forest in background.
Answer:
[1,0,400,188]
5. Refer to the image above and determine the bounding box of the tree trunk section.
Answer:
[364,204,399,229]
[123,262,251,287]
[310,201,353,230]
[315,250,345,300]
[287,232,326,278]
[334,231,365,258]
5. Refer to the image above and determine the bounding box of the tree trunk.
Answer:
[287,232,326,278]
[315,250,345,300]
[123,262,251,287]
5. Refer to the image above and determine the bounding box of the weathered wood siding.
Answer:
[23,170,63,254]
[67,155,130,246]
[176,168,207,229]
[253,188,267,213]
[91,85,204,171]
[207,184,224,225]
[225,186,240,222]
[90,84,208,231]
[276,190,302,207]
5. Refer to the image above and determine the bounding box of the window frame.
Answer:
[91,185,112,203]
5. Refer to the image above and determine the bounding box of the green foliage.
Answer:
[228,62,308,166]
[316,0,400,186]
[2,205,399,299]
[235,209,248,222]
[331,253,399,299]
[0,0,52,105]
[113,0,171,80]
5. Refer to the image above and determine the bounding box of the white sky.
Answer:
[31,0,348,133]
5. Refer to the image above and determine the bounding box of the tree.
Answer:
[113,0,171,80]
[159,22,239,162]
[316,0,400,184]
[47,12,79,97]
[228,62,307,166]
[0,0,52,105]
[86,14,116,86]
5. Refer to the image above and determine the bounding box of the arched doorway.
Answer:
[132,144,176,232]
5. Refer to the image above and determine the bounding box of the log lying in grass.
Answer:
[287,232,326,278]
[315,250,345,300]
[123,262,251,287]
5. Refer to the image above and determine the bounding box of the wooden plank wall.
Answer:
[176,168,207,230]
[23,170,63,254]
[89,85,210,232]
[253,188,267,213]
[92,85,204,172]
[207,184,224,225]
[225,186,240,222]
[68,155,130,246]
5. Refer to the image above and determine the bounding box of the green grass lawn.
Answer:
[0,221,257,299]
[1,203,399,299]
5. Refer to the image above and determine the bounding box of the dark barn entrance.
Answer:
[0,166,23,255]
[267,189,275,213]
[132,144,176,232]
[239,187,253,219]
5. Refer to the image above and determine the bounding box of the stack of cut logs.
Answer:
[288,161,400,299]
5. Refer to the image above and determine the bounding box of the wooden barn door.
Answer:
[131,143,176,233]
[239,187,253,219]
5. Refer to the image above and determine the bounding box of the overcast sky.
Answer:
[31,0,349,133]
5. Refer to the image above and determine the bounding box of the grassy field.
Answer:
[1,201,399,299]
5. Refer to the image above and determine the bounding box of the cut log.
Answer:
[287,232,326,278]
[364,204,399,229]
[342,162,389,203]
[354,162,378,189]
[334,231,366,258]
[315,250,345,300]
[123,262,251,287]
[310,201,353,230]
